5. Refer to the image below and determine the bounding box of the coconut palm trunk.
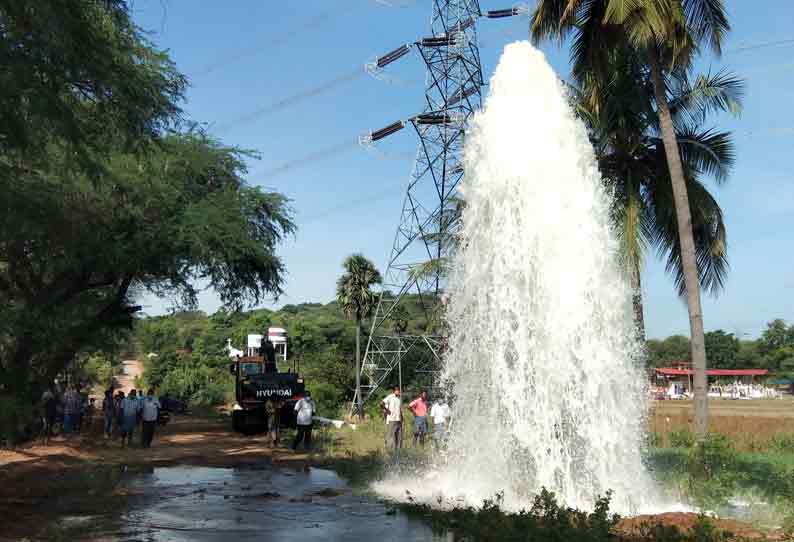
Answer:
[632,261,646,342]
[648,51,709,435]
[355,315,362,419]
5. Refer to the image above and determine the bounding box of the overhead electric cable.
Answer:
[257,139,359,180]
[215,68,365,132]
[213,18,524,135]
[726,38,794,54]
[197,2,358,76]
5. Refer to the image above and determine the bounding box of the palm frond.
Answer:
[667,68,744,129]
[647,168,729,298]
[674,127,735,183]
[530,0,575,44]
[335,253,382,320]
[682,0,730,55]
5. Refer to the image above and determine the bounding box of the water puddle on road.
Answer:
[76,465,445,542]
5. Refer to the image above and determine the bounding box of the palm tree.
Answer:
[573,50,742,340]
[532,0,734,435]
[336,253,382,417]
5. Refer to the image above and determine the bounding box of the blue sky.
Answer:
[133,0,793,339]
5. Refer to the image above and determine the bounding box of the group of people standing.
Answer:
[380,386,451,450]
[101,388,161,448]
[40,385,95,442]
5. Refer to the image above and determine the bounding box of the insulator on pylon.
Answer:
[447,85,479,106]
[376,44,412,68]
[421,36,455,47]
[370,120,406,141]
[512,3,530,16]
[486,8,516,18]
[415,113,453,125]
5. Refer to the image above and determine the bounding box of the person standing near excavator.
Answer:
[261,330,277,373]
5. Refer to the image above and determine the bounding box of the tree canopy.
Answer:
[0,2,294,409]
[0,0,185,159]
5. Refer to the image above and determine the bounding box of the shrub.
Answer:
[405,489,619,542]
[766,433,794,453]
[0,395,35,445]
[646,432,662,448]
[309,381,344,416]
[669,427,695,448]
[686,434,740,509]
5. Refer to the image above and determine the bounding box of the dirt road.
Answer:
[115,359,144,393]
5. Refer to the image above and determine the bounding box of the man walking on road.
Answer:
[41,388,58,444]
[141,389,161,448]
[409,390,429,447]
[62,385,81,434]
[292,391,315,451]
[120,389,140,447]
[102,389,114,439]
[381,386,403,450]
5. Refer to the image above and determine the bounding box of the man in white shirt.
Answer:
[292,391,316,451]
[140,389,161,448]
[380,386,403,449]
[430,399,451,447]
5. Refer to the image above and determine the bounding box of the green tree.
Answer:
[0,1,185,166]
[645,335,690,368]
[760,319,794,354]
[574,52,740,339]
[0,133,295,403]
[532,0,735,435]
[335,254,382,416]
[704,330,739,369]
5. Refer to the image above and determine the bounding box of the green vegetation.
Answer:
[646,320,794,379]
[0,1,293,441]
[648,431,794,520]
[133,293,435,412]
[335,253,382,415]
[572,49,741,339]
[532,0,737,435]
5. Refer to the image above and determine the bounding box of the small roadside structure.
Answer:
[652,367,772,399]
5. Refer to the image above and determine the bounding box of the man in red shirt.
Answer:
[408,390,429,447]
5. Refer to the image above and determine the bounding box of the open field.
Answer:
[650,397,794,450]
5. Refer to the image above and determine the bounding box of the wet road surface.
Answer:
[72,465,446,542]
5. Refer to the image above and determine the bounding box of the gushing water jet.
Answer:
[374,41,661,514]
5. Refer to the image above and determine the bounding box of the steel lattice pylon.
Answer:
[352,0,485,413]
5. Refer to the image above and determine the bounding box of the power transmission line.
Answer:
[257,139,358,179]
[726,38,794,54]
[197,2,358,76]
[215,68,365,132]
[195,0,416,77]
[213,19,525,135]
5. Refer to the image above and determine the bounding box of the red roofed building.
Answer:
[652,366,770,399]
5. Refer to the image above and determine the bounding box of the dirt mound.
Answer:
[617,512,788,541]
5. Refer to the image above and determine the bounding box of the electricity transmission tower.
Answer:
[352,2,524,413]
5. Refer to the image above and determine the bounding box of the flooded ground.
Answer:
[69,465,444,542]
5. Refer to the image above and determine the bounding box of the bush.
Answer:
[153,353,233,407]
[405,489,619,542]
[669,427,695,448]
[686,434,740,509]
[646,432,662,448]
[0,395,35,445]
[309,382,344,416]
[766,433,794,453]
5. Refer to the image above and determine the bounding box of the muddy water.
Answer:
[74,465,445,541]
